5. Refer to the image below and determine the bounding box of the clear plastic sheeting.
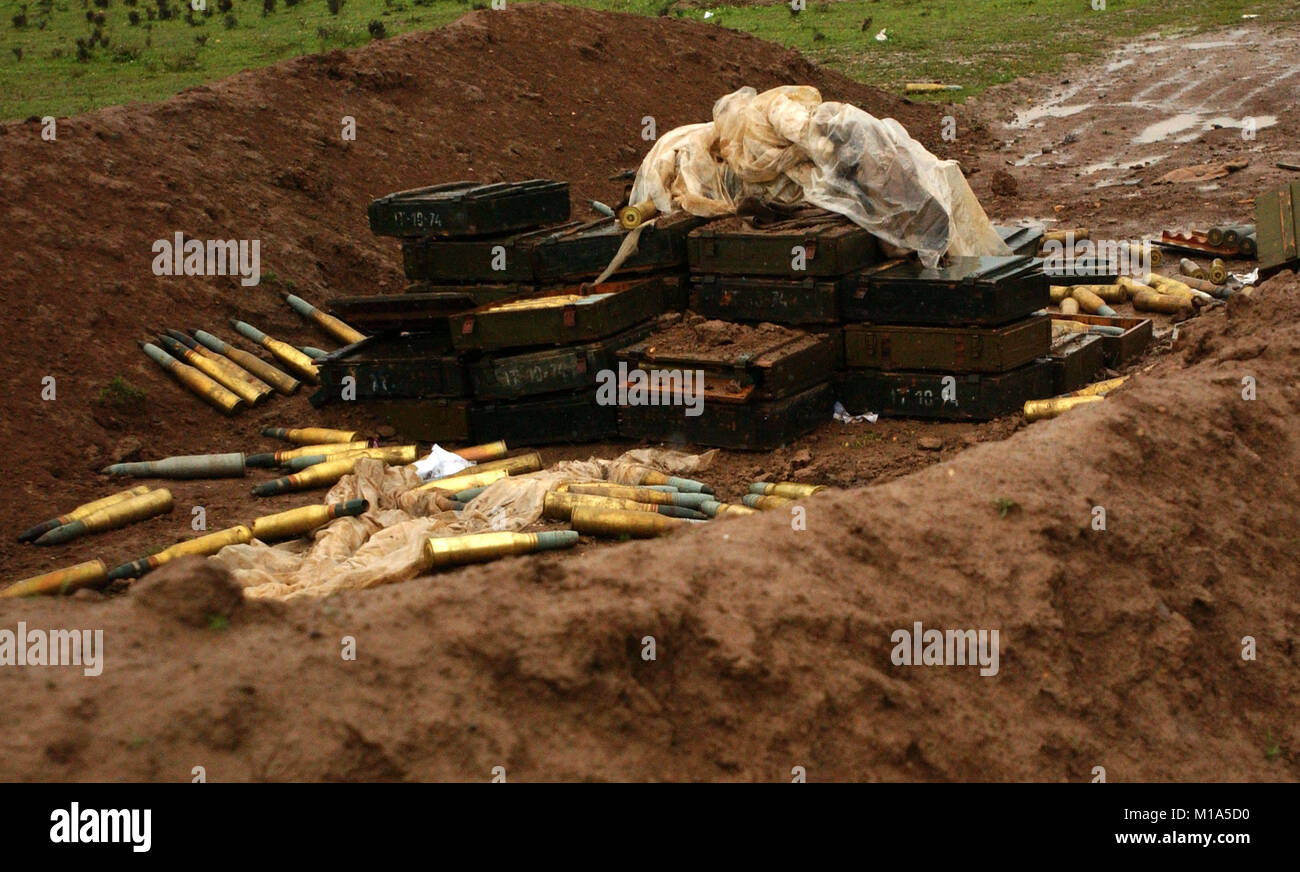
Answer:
[629,85,1010,267]
[209,449,716,601]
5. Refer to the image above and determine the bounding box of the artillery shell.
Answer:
[252,456,365,497]
[1207,226,1226,246]
[18,485,153,542]
[617,199,659,231]
[1023,395,1104,421]
[543,492,704,521]
[34,489,174,546]
[569,506,690,538]
[107,525,253,581]
[102,452,246,479]
[230,320,320,384]
[565,483,676,505]
[1133,290,1192,314]
[1043,228,1090,242]
[750,481,827,498]
[1059,296,1079,315]
[246,441,370,467]
[422,530,578,569]
[413,468,509,495]
[741,494,795,510]
[1068,286,1117,317]
[470,452,543,476]
[453,441,509,462]
[194,330,301,396]
[262,427,362,445]
[1,560,108,598]
[1238,233,1257,257]
[282,445,417,472]
[250,499,369,543]
[300,347,329,360]
[1178,257,1207,280]
[625,466,713,494]
[157,334,269,406]
[1072,375,1128,398]
[141,342,244,415]
[284,293,367,346]
[699,500,759,518]
[1049,285,1072,303]
[1208,258,1228,285]
[166,329,275,402]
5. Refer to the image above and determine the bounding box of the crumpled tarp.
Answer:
[209,448,716,601]
[629,85,1009,267]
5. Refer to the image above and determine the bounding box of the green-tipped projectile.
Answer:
[193,329,302,395]
[101,452,246,479]
[283,293,367,345]
[299,346,329,360]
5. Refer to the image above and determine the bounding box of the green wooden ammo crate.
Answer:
[1048,313,1152,368]
[689,274,846,325]
[379,398,474,443]
[327,291,481,339]
[1255,180,1300,270]
[842,255,1049,326]
[402,215,699,284]
[1046,333,1107,395]
[449,277,670,353]
[616,328,837,403]
[471,390,619,445]
[688,215,879,277]
[468,322,653,401]
[310,334,467,407]
[841,315,1050,373]
[836,359,1054,421]
[617,382,832,451]
[996,224,1046,257]
[368,180,570,238]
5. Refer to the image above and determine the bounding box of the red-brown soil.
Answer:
[1,7,1297,781]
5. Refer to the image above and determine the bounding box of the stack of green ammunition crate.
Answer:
[322,180,697,444]
[836,255,1060,420]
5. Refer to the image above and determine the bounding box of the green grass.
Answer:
[97,374,146,404]
[0,0,1295,120]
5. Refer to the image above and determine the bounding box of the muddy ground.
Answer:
[1,6,1297,781]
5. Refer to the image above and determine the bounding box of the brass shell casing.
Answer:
[155,352,245,415]
[1023,395,1105,421]
[454,441,509,462]
[34,488,174,545]
[276,441,370,463]
[570,506,686,538]
[222,345,301,395]
[471,452,543,476]
[192,345,275,403]
[422,530,578,569]
[261,336,320,384]
[413,468,509,494]
[618,199,659,231]
[542,491,660,521]
[250,499,369,542]
[741,494,795,511]
[565,482,675,505]
[749,482,827,499]
[1,560,109,598]
[1133,290,1192,314]
[263,427,361,445]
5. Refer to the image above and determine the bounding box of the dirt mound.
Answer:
[0,4,975,582]
[2,270,1296,782]
[132,556,252,628]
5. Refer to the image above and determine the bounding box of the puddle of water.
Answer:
[1009,103,1091,128]
[1013,151,1044,167]
[1133,113,1277,145]
[1081,154,1168,175]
